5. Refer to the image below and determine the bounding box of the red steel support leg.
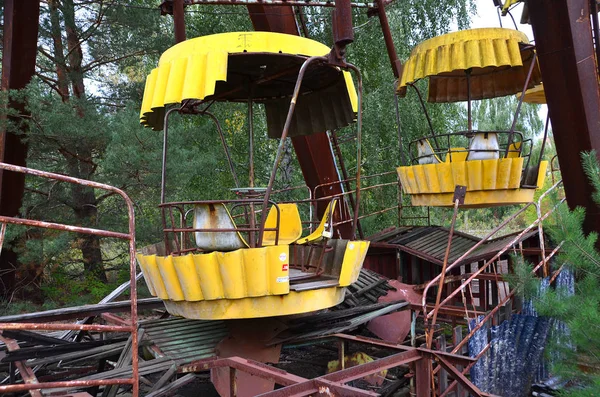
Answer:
[528,0,600,239]
[247,5,354,238]
[0,0,40,296]
[414,358,431,397]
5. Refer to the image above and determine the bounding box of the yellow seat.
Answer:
[296,199,338,244]
[506,141,521,158]
[445,147,468,163]
[194,203,249,251]
[262,203,303,246]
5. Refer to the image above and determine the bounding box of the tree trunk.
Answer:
[59,0,108,283]
[49,0,70,100]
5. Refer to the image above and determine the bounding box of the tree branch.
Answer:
[82,50,152,73]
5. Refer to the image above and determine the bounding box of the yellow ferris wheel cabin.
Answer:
[136,32,369,320]
[396,28,548,208]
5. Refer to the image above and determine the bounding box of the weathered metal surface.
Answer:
[142,317,229,364]
[212,319,283,397]
[245,4,355,239]
[366,281,417,344]
[173,0,186,43]
[184,0,380,7]
[0,0,40,296]
[528,0,600,239]
[369,226,479,265]
[374,0,402,78]
[0,335,43,397]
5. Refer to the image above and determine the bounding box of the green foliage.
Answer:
[505,254,538,299]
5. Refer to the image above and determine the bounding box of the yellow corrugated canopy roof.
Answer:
[140,32,358,134]
[397,28,542,102]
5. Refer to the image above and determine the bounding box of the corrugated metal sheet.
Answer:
[466,230,539,263]
[369,226,539,266]
[142,317,229,364]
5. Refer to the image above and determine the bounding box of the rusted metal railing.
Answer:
[0,162,139,396]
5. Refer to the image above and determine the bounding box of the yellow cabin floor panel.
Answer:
[162,287,346,320]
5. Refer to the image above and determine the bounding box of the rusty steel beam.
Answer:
[246,1,355,238]
[173,0,187,43]
[434,353,492,397]
[374,0,402,78]
[186,0,378,7]
[0,335,43,397]
[528,0,600,238]
[0,0,40,296]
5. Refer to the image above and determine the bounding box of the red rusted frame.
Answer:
[529,0,600,242]
[434,353,492,397]
[0,335,42,397]
[181,333,482,396]
[428,197,566,319]
[169,0,383,8]
[0,379,135,393]
[447,242,563,357]
[427,198,460,350]
[159,199,282,253]
[0,162,138,396]
[256,56,326,247]
[421,180,563,311]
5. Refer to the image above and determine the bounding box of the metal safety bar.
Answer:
[0,162,139,396]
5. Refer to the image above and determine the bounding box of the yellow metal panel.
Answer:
[399,28,530,88]
[155,255,185,301]
[519,83,546,104]
[482,159,498,190]
[242,248,268,297]
[139,254,169,300]
[140,70,158,121]
[343,71,359,113]
[509,157,524,188]
[205,50,228,96]
[192,252,225,300]
[162,286,345,320]
[410,189,536,208]
[182,54,207,100]
[397,167,414,194]
[445,148,468,163]
[413,165,428,193]
[451,161,467,187]
[151,63,172,110]
[338,241,370,286]
[266,245,290,295]
[217,250,246,299]
[437,162,454,192]
[172,255,204,301]
[164,56,188,105]
[506,142,522,158]
[467,160,483,191]
[537,160,549,189]
[423,163,441,193]
[397,28,541,102]
[496,158,512,188]
[136,254,157,297]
